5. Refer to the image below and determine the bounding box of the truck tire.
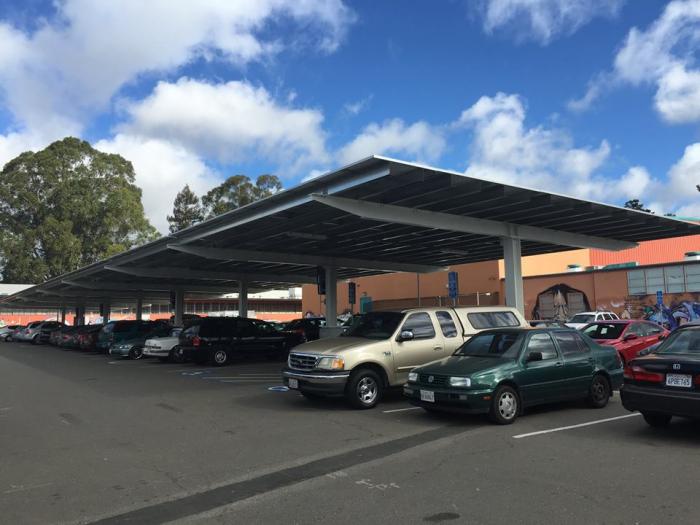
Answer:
[345,368,382,409]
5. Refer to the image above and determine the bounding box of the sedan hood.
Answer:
[290,337,381,356]
[417,355,511,376]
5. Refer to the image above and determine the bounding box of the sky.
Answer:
[0,0,699,233]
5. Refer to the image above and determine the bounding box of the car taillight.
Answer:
[627,365,664,383]
[192,336,201,347]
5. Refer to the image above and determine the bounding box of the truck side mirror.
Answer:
[398,330,414,342]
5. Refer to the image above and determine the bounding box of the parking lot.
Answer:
[1,341,698,524]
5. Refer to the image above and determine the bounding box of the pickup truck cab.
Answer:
[282,306,529,409]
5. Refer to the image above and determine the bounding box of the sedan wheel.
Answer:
[129,346,144,360]
[489,385,519,425]
[171,346,186,364]
[587,374,610,408]
[212,349,229,366]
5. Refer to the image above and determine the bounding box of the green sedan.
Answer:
[403,328,623,424]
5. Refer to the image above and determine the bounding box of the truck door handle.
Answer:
[433,346,442,351]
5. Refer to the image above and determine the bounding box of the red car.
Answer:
[581,320,669,366]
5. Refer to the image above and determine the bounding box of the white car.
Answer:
[565,311,619,330]
[143,328,183,362]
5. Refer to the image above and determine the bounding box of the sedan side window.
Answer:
[554,332,585,355]
[525,333,558,360]
[644,323,662,335]
[401,313,436,340]
[436,311,458,338]
[627,323,645,337]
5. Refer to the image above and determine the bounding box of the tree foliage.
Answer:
[167,184,204,233]
[202,174,282,218]
[0,137,158,282]
[623,199,653,213]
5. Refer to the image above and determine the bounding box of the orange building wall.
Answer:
[590,235,700,266]
[498,249,591,279]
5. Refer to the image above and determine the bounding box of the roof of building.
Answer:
[3,155,700,309]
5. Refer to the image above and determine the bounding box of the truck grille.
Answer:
[289,353,318,370]
[418,374,448,387]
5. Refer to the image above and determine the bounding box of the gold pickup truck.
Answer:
[282,306,529,408]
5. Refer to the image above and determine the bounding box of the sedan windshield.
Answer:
[656,328,700,355]
[453,331,524,358]
[582,323,626,340]
[570,314,594,324]
[343,312,404,340]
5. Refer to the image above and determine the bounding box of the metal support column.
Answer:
[325,266,338,327]
[501,237,524,315]
[238,281,248,318]
[102,298,111,323]
[135,296,143,321]
[174,288,185,326]
[60,307,66,324]
[75,305,84,326]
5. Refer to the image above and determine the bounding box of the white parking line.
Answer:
[382,407,423,414]
[512,413,641,439]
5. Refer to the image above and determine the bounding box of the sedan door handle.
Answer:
[433,346,443,351]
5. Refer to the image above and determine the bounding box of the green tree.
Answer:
[624,199,653,213]
[0,137,158,282]
[202,174,282,218]
[167,184,204,233]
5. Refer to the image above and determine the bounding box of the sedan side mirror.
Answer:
[658,334,666,340]
[398,330,414,342]
[526,351,543,363]
[623,334,638,341]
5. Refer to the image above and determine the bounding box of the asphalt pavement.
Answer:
[1,341,698,525]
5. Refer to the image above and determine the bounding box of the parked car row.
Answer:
[7,316,306,365]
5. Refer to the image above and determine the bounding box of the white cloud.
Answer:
[476,0,625,44]
[95,135,221,234]
[572,0,700,122]
[614,166,653,200]
[458,92,612,200]
[338,119,446,166]
[343,95,373,116]
[119,78,328,172]
[0,0,354,129]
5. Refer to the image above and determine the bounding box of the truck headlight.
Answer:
[408,372,418,382]
[448,376,471,387]
[316,356,344,370]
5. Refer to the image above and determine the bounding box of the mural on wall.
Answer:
[637,293,700,330]
[531,283,592,321]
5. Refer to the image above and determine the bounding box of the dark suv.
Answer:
[179,317,304,366]
[38,321,65,343]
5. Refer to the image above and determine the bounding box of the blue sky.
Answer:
[0,0,699,232]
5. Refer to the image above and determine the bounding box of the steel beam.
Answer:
[311,194,638,251]
[103,265,316,284]
[166,244,444,274]
[61,279,240,294]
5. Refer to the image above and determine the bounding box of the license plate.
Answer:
[666,374,692,388]
[288,378,298,389]
[420,390,435,403]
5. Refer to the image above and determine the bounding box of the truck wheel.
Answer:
[642,412,672,427]
[345,368,382,409]
[489,385,519,425]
